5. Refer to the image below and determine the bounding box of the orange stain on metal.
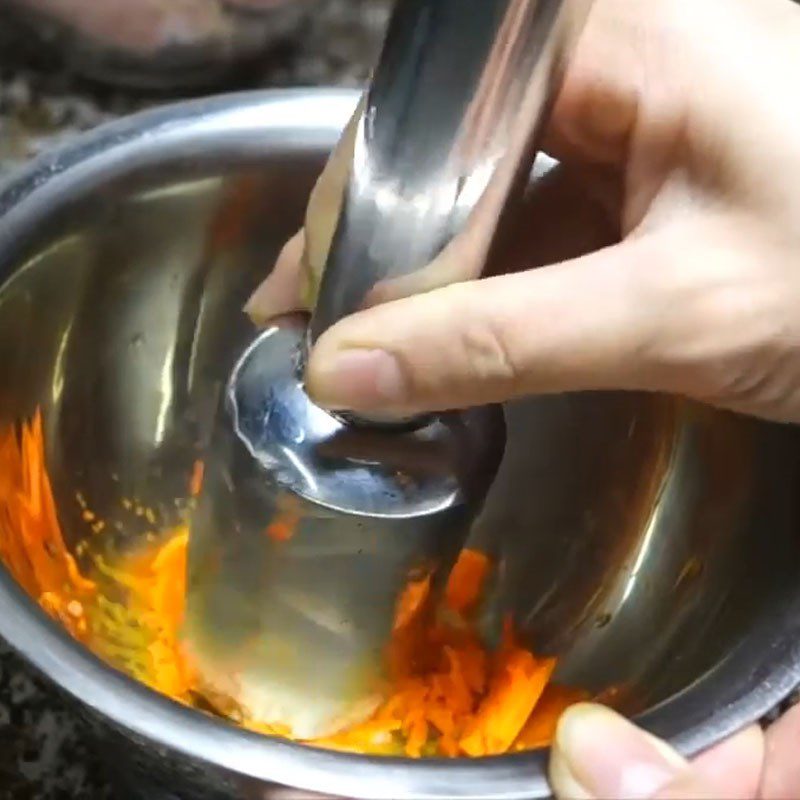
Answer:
[0,409,584,758]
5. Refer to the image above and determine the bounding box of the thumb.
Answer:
[549,704,764,800]
[305,237,666,415]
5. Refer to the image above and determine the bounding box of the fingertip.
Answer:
[690,725,764,800]
[244,229,306,326]
[761,702,800,798]
[305,337,409,413]
[550,703,687,798]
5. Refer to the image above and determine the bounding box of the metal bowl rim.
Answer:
[0,87,798,800]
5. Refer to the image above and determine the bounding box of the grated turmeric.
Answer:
[0,408,585,759]
[0,411,96,642]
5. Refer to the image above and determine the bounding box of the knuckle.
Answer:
[652,239,800,408]
[703,346,800,415]
[456,313,521,392]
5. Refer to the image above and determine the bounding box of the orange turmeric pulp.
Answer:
[0,410,97,642]
[0,409,588,758]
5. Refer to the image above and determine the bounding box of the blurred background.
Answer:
[0,2,388,796]
[0,0,391,177]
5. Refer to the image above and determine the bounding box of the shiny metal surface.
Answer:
[308,0,584,347]
[185,319,504,738]
[226,323,500,517]
[0,90,798,800]
[186,0,583,736]
[184,0,583,735]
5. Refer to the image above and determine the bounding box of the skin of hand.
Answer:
[249,0,800,424]
[245,0,800,796]
[549,701,800,800]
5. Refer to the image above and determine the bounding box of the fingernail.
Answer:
[550,704,688,800]
[307,348,408,411]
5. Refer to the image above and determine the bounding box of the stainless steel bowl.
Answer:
[0,89,799,800]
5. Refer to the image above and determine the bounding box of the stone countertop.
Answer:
[0,641,113,800]
[0,2,388,797]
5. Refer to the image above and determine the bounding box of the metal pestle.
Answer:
[183,0,582,740]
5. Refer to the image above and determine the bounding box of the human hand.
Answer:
[548,701,800,799]
[245,0,800,791]
[247,0,800,424]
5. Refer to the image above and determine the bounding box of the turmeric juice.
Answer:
[0,409,587,758]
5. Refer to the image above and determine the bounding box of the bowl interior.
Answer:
[0,93,799,773]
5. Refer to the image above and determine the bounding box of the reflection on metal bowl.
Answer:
[0,89,798,799]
